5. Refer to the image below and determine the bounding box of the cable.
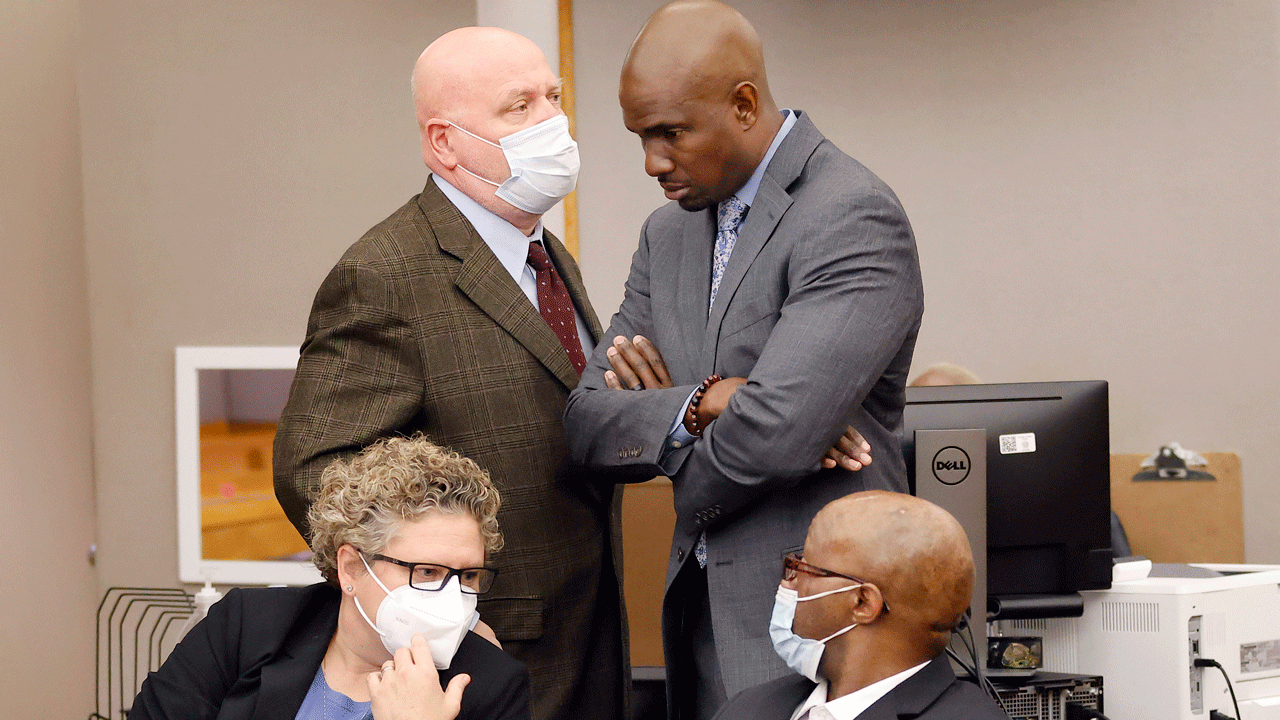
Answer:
[963,616,1008,709]
[1194,658,1242,720]
[944,617,1010,715]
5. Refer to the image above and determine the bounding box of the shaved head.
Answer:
[622,0,773,110]
[807,491,975,654]
[618,1,784,210]
[410,27,565,233]
[412,27,551,130]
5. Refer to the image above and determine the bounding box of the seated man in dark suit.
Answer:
[715,491,1009,720]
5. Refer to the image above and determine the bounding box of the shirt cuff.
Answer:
[666,387,700,450]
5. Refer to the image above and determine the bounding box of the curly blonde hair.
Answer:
[306,434,503,584]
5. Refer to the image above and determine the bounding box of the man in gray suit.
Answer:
[563,2,923,719]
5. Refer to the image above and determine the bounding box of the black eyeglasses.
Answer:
[366,553,498,595]
[782,552,890,612]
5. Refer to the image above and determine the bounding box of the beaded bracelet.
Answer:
[685,374,723,436]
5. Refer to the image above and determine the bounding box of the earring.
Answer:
[346,585,353,593]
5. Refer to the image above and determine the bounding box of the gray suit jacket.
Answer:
[710,656,1010,720]
[564,112,923,701]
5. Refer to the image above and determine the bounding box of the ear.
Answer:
[421,118,457,170]
[335,544,368,593]
[729,81,760,129]
[848,583,889,625]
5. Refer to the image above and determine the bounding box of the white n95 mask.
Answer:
[354,553,477,669]
[769,583,861,682]
[451,114,580,215]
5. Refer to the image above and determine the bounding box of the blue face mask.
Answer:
[768,583,861,682]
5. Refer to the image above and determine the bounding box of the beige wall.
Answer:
[575,0,1280,561]
[20,3,1280,710]
[1,0,97,714]
[78,0,473,589]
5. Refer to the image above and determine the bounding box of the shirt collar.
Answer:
[432,174,544,281]
[789,659,931,720]
[731,108,798,208]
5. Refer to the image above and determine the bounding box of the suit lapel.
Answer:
[703,176,792,349]
[864,655,957,720]
[423,180,582,391]
[678,208,716,378]
[704,112,823,361]
[249,594,339,720]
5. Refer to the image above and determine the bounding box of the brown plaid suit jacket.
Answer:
[273,178,628,720]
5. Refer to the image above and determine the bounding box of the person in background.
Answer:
[131,435,529,720]
[908,363,981,387]
[714,490,1009,720]
[273,26,627,720]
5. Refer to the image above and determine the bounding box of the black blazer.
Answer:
[711,655,1009,720]
[129,583,530,720]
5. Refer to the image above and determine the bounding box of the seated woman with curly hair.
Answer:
[131,435,530,720]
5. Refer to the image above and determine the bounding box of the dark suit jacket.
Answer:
[129,583,529,720]
[273,179,627,720]
[565,112,923,707]
[712,656,1010,720]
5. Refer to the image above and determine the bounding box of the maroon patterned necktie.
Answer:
[527,241,587,374]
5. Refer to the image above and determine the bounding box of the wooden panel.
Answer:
[621,478,676,668]
[1110,452,1244,563]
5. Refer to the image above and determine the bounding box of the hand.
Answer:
[604,335,672,390]
[822,426,873,471]
[368,635,468,720]
[473,619,501,649]
[689,377,748,432]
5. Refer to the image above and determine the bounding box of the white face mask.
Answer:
[353,553,477,669]
[768,583,861,682]
[450,114,580,215]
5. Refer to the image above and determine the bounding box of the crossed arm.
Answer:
[601,334,873,472]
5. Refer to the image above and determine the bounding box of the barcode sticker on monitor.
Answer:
[999,433,1036,454]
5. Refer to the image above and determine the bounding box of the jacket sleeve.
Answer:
[128,589,245,720]
[453,633,533,720]
[273,256,424,538]
[564,217,701,480]
[668,184,922,526]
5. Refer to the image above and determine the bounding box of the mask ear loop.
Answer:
[796,582,863,644]
[440,121,507,187]
[353,552,393,641]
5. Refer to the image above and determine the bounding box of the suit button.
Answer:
[677,548,685,562]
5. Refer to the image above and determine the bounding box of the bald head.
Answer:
[909,363,982,387]
[808,491,975,649]
[411,27,565,233]
[412,27,550,131]
[622,0,773,109]
[618,1,783,210]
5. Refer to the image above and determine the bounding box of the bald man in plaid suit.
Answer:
[273,28,627,720]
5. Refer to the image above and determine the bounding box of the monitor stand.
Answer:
[912,428,987,679]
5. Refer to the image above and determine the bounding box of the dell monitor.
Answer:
[903,380,1113,610]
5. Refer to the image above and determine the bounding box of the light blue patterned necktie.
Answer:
[697,196,748,569]
[709,195,749,314]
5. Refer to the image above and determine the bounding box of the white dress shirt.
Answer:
[433,175,594,358]
[789,661,930,720]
